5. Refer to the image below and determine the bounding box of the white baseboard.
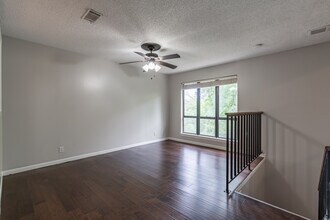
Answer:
[234,154,309,220]
[3,137,225,176]
[167,137,226,151]
[3,137,169,176]
[2,137,308,219]
[3,137,224,176]
[235,191,310,220]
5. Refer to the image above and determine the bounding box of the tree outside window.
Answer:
[182,80,237,138]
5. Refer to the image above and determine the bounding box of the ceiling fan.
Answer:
[119,43,180,72]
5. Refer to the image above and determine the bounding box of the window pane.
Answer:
[184,89,197,116]
[200,87,215,117]
[218,119,227,138]
[200,119,215,136]
[183,118,196,134]
[219,83,237,117]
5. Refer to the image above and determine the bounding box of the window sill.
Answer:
[180,133,226,142]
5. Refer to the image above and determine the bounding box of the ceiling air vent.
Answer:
[309,26,327,35]
[82,9,102,23]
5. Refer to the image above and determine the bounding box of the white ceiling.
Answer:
[1,0,330,74]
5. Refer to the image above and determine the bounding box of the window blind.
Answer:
[181,75,237,90]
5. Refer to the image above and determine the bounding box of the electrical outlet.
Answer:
[154,132,156,136]
[58,146,64,153]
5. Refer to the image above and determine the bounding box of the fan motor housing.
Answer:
[146,53,158,58]
[141,43,161,52]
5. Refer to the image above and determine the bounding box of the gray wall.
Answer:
[238,159,266,202]
[3,34,330,218]
[168,42,330,219]
[2,37,169,170]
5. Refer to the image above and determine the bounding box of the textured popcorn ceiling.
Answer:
[1,0,330,74]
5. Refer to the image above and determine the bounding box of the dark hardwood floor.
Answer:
[1,140,302,219]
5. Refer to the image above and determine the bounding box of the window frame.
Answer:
[181,78,238,139]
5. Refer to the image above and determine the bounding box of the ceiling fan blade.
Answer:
[119,61,144,65]
[134,51,147,58]
[158,61,177,69]
[159,53,180,60]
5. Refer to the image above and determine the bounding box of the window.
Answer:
[182,76,237,138]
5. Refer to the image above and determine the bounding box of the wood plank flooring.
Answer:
[1,140,302,219]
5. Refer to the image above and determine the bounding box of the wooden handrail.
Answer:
[226,111,263,116]
[318,146,330,190]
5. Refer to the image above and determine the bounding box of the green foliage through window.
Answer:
[182,81,237,138]
[184,89,197,116]
[219,84,237,117]
[200,87,215,117]
[183,118,196,134]
[200,119,215,136]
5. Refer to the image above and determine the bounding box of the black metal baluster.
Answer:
[256,115,258,157]
[247,115,249,166]
[225,112,263,194]
[238,115,240,172]
[243,115,246,168]
[248,115,251,166]
[246,115,248,167]
[251,114,254,161]
[256,115,259,157]
[239,115,242,170]
[251,115,254,162]
[246,115,250,168]
[230,116,233,180]
[226,115,229,193]
[251,114,253,161]
[259,114,262,154]
[197,88,200,135]
[233,116,237,176]
[257,115,261,155]
[236,116,238,175]
[254,115,256,158]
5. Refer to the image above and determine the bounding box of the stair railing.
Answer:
[226,111,263,194]
[318,146,330,220]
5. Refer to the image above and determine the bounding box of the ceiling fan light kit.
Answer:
[143,62,161,72]
[119,42,181,74]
